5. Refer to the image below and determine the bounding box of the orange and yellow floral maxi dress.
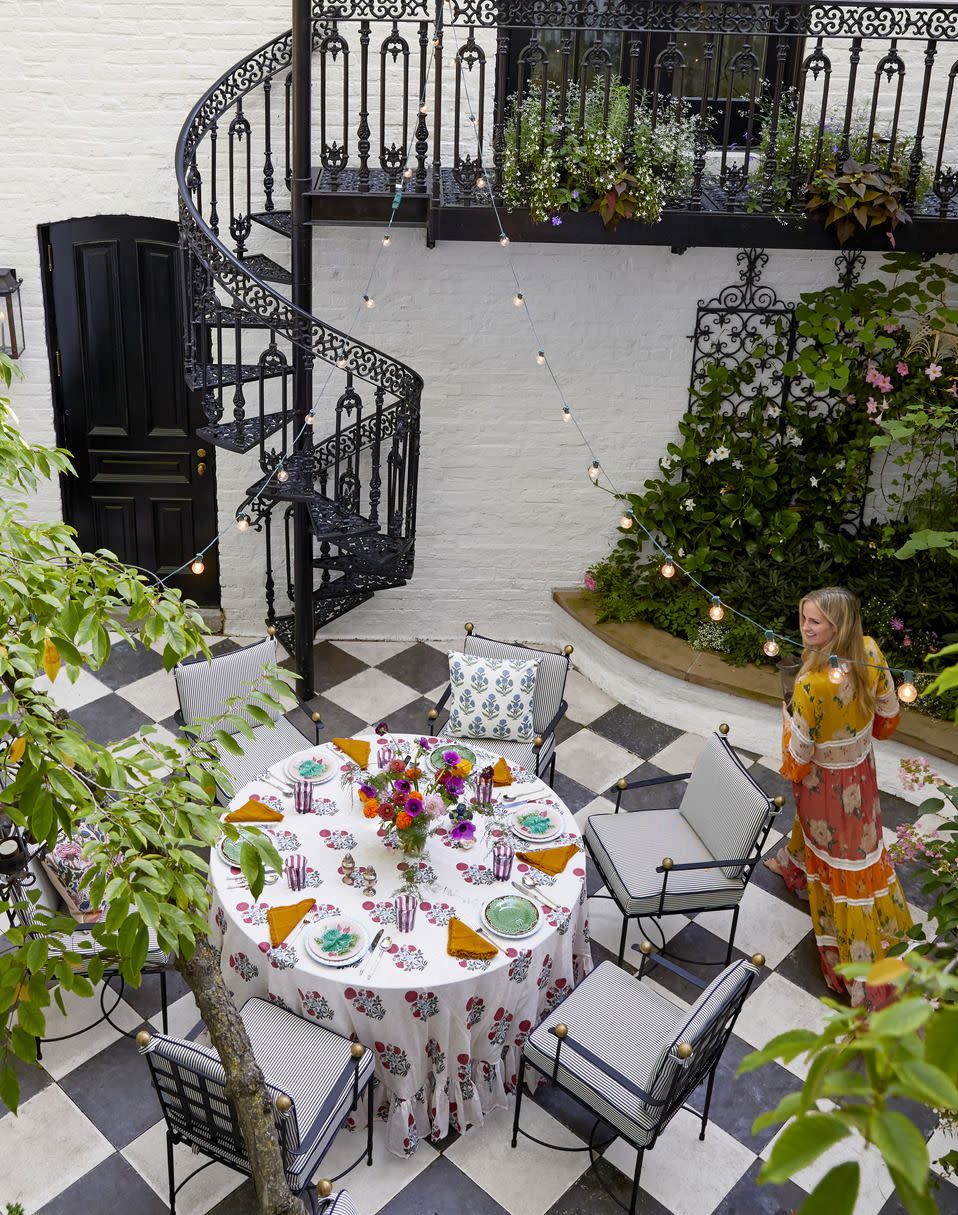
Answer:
[770,638,912,1009]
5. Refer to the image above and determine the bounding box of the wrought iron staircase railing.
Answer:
[175,20,423,688]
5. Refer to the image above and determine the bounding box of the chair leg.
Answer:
[617,915,629,967]
[699,1069,717,1141]
[366,1081,374,1165]
[548,752,557,786]
[725,905,741,966]
[511,1054,526,1148]
[166,1129,177,1215]
[630,1148,644,1215]
[160,971,169,1035]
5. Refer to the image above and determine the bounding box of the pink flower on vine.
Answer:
[584,572,597,592]
[925,363,942,380]
[896,361,909,376]
[876,375,893,394]
[846,393,856,404]
[948,383,958,398]
[865,363,880,386]
[865,397,879,414]
[882,320,900,333]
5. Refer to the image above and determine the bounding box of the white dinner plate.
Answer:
[282,748,338,785]
[303,916,369,967]
[510,804,562,843]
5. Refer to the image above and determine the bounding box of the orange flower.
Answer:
[357,787,371,803]
[405,765,422,780]
[395,811,412,830]
[453,759,473,777]
[363,803,379,819]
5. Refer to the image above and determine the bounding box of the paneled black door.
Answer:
[40,215,220,605]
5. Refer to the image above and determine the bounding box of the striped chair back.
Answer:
[174,637,284,741]
[463,634,570,737]
[143,1033,300,1173]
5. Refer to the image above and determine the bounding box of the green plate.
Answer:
[482,894,540,939]
[217,836,244,866]
[428,743,478,772]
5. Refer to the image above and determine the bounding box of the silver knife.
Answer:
[512,879,560,910]
[364,933,392,979]
[358,928,384,974]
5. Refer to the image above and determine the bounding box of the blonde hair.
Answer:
[798,586,876,716]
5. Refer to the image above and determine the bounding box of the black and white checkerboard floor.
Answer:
[5,637,956,1215]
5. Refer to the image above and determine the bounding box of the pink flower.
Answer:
[883,320,900,333]
[925,363,942,380]
[948,383,958,398]
[584,572,597,592]
[866,397,879,414]
[896,361,909,376]
[865,363,880,386]
[903,636,911,647]
[876,375,893,394]
[422,793,444,818]
[846,393,856,404]
[890,617,904,631]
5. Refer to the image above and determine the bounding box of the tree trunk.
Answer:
[175,937,308,1215]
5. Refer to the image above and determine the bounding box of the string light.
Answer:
[190,556,205,575]
[419,103,428,115]
[468,114,476,124]
[277,467,290,483]
[660,556,677,579]
[536,351,546,365]
[763,630,780,657]
[708,596,725,622]
[561,406,571,422]
[499,234,510,246]
[588,461,600,484]
[382,234,391,247]
[898,671,918,703]
[364,294,376,309]
[828,655,844,685]
[619,511,633,530]
[305,412,314,426]
[513,292,524,307]
[403,167,413,180]
[476,175,486,189]
[236,514,251,532]
[337,352,348,369]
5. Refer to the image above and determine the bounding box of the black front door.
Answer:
[40,215,220,605]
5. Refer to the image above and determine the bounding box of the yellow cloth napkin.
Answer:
[447,917,498,960]
[516,844,579,877]
[492,758,513,787]
[224,800,284,823]
[333,738,370,769]
[266,899,316,947]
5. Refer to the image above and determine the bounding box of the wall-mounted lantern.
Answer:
[0,269,25,359]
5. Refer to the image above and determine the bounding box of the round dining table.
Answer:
[208,733,592,1157]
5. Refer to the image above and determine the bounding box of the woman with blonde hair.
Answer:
[765,586,912,1008]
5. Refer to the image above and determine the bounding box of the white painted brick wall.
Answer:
[1,3,949,643]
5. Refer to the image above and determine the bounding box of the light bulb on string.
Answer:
[763,631,780,658]
[337,351,348,369]
[305,412,315,426]
[190,556,206,576]
[898,671,918,703]
[660,556,676,579]
[536,351,546,365]
[468,114,477,124]
[476,175,486,189]
[364,294,376,309]
[513,292,524,307]
[403,167,413,180]
[277,467,290,483]
[382,233,391,247]
[619,511,633,530]
[419,103,428,115]
[827,655,844,685]
[708,596,725,622]
[561,406,571,422]
[149,595,159,608]
[588,461,600,485]
[499,234,510,247]
[236,514,251,533]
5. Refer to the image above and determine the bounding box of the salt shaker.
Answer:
[361,865,377,896]
[341,853,356,886]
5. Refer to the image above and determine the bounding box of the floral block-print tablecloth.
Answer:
[209,735,592,1157]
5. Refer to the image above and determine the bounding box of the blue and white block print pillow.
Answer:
[446,651,540,742]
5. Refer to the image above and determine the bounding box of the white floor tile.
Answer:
[757,755,782,773]
[332,640,412,665]
[603,1107,755,1215]
[761,1120,895,1213]
[587,888,690,960]
[316,1115,436,1213]
[116,666,181,721]
[732,973,836,1079]
[124,1118,245,1212]
[324,667,420,722]
[152,990,203,1037]
[0,1085,112,1209]
[928,1122,958,1185]
[38,982,143,1081]
[648,732,707,774]
[555,731,640,794]
[572,794,617,833]
[446,1100,590,1215]
[563,669,616,725]
[694,883,812,968]
[34,667,110,712]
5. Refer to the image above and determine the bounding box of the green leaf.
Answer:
[214,730,245,758]
[0,1061,20,1114]
[760,1114,850,1184]
[924,1007,958,1078]
[870,1108,929,1193]
[893,1059,958,1110]
[797,1161,859,1215]
[868,998,932,1038]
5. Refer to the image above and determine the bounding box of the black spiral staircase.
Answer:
[176,4,422,695]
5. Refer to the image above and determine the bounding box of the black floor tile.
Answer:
[775,930,834,1000]
[158,713,183,736]
[616,764,688,812]
[295,641,368,695]
[379,643,453,695]
[589,706,683,760]
[711,1158,806,1215]
[895,859,937,915]
[554,716,584,747]
[530,1076,616,1146]
[119,968,191,1023]
[374,694,435,737]
[747,765,796,835]
[69,694,155,746]
[686,1032,800,1152]
[0,1051,53,1117]
[586,856,605,899]
[95,641,167,690]
[376,1155,510,1215]
[560,1157,672,1215]
[38,1150,168,1215]
[750,847,814,917]
[208,638,241,657]
[57,1034,159,1150]
[877,790,920,833]
[208,1178,258,1214]
[550,772,601,815]
[640,921,764,1004]
[300,694,366,742]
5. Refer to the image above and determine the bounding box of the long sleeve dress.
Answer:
[768,637,912,1009]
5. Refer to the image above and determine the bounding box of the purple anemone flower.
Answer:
[442,749,461,766]
[417,737,433,750]
[444,776,465,798]
[375,721,389,736]
[359,783,377,799]
[450,820,476,842]
[405,793,423,817]
[393,778,411,795]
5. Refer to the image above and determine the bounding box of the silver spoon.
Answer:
[520,874,561,909]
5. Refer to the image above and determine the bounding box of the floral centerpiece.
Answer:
[340,724,496,864]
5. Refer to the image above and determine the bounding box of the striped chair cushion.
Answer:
[678,734,773,879]
[524,960,691,1142]
[584,809,745,915]
[319,1193,359,1215]
[674,959,756,1047]
[463,635,569,736]
[210,716,313,803]
[175,638,284,742]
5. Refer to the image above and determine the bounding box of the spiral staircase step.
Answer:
[196,412,289,454]
[197,303,278,330]
[241,253,293,284]
[272,590,375,651]
[186,362,292,390]
[251,210,293,238]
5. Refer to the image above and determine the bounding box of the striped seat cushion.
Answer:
[524,960,690,1142]
[319,1193,359,1215]
[210,716,313,803]
[463,636,569,736]
[678,734,773,879]
[584,809,745,915]
[175,638,284,742]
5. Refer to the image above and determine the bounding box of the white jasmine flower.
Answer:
[714,445,730,460]
[683,498,695,512]
[784,425,802,447]
[732,459,743,470]
[705,450,716,464]
[763,404,781,419]
[809,476,819,487]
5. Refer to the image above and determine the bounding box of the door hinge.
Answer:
[54,351,61,378]
[47,244,53,273]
